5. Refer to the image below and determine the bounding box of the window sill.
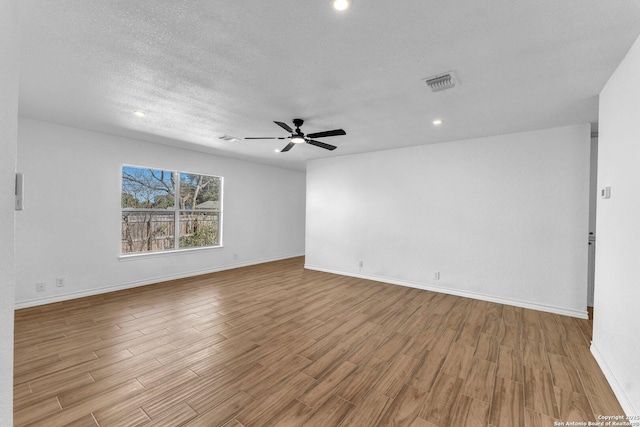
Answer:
[118,245,224,261]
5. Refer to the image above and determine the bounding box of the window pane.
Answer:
[121,167,222,255]
[179,211,220,248]
[179,173,220,210]
[122,166,175,209]
[122,211,175,254]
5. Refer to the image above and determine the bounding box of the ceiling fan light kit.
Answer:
[245,118,346,153]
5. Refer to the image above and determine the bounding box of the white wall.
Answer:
[16,118,306,307]
[587,136,598,307]
[592,34,640,415]
[0,0,18,422]
[306,124,591,317]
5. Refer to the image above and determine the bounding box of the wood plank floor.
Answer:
[14,257,623,426]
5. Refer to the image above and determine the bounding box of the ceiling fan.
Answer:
[245,119,346,152]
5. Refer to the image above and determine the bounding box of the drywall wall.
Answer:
[592,34,640,415]
[16,118,306,307]
[306,124,590,317]
[0,0,18,422]
[587,137,598,307]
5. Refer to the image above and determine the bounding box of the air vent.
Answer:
[219,135,240,141]
[423,71,458,92]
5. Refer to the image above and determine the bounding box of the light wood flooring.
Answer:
[14,257,623,426]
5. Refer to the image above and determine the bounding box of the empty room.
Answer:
[2,0,640,425]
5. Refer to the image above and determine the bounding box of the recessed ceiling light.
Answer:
[333,0,350,11]
[133,111,145,117]
[433,119,442,125]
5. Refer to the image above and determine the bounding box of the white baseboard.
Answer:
[304,264,588,319]
[591,343,637,416]
[15,253,304,310]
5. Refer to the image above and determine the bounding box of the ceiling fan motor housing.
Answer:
[291,118,305,142]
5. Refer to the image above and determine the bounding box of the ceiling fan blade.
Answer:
[245,137,287,139]
[280,142,296,152]
[306,129,346,139]
[307,139,337,151]
[274,121,294,133]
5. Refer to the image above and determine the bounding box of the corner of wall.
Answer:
[593,32,640,416]
[0,0,19,423]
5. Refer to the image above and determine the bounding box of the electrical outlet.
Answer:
[36,282,46,292]
[359,260,363,268]
[56,277,65,287]
[233,253,238,260]
[433,272,440,280]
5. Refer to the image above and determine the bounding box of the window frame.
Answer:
[120,165,223,257]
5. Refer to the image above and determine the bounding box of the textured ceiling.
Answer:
[18,1,640,171]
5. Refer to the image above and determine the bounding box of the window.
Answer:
[121,166,222,254]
